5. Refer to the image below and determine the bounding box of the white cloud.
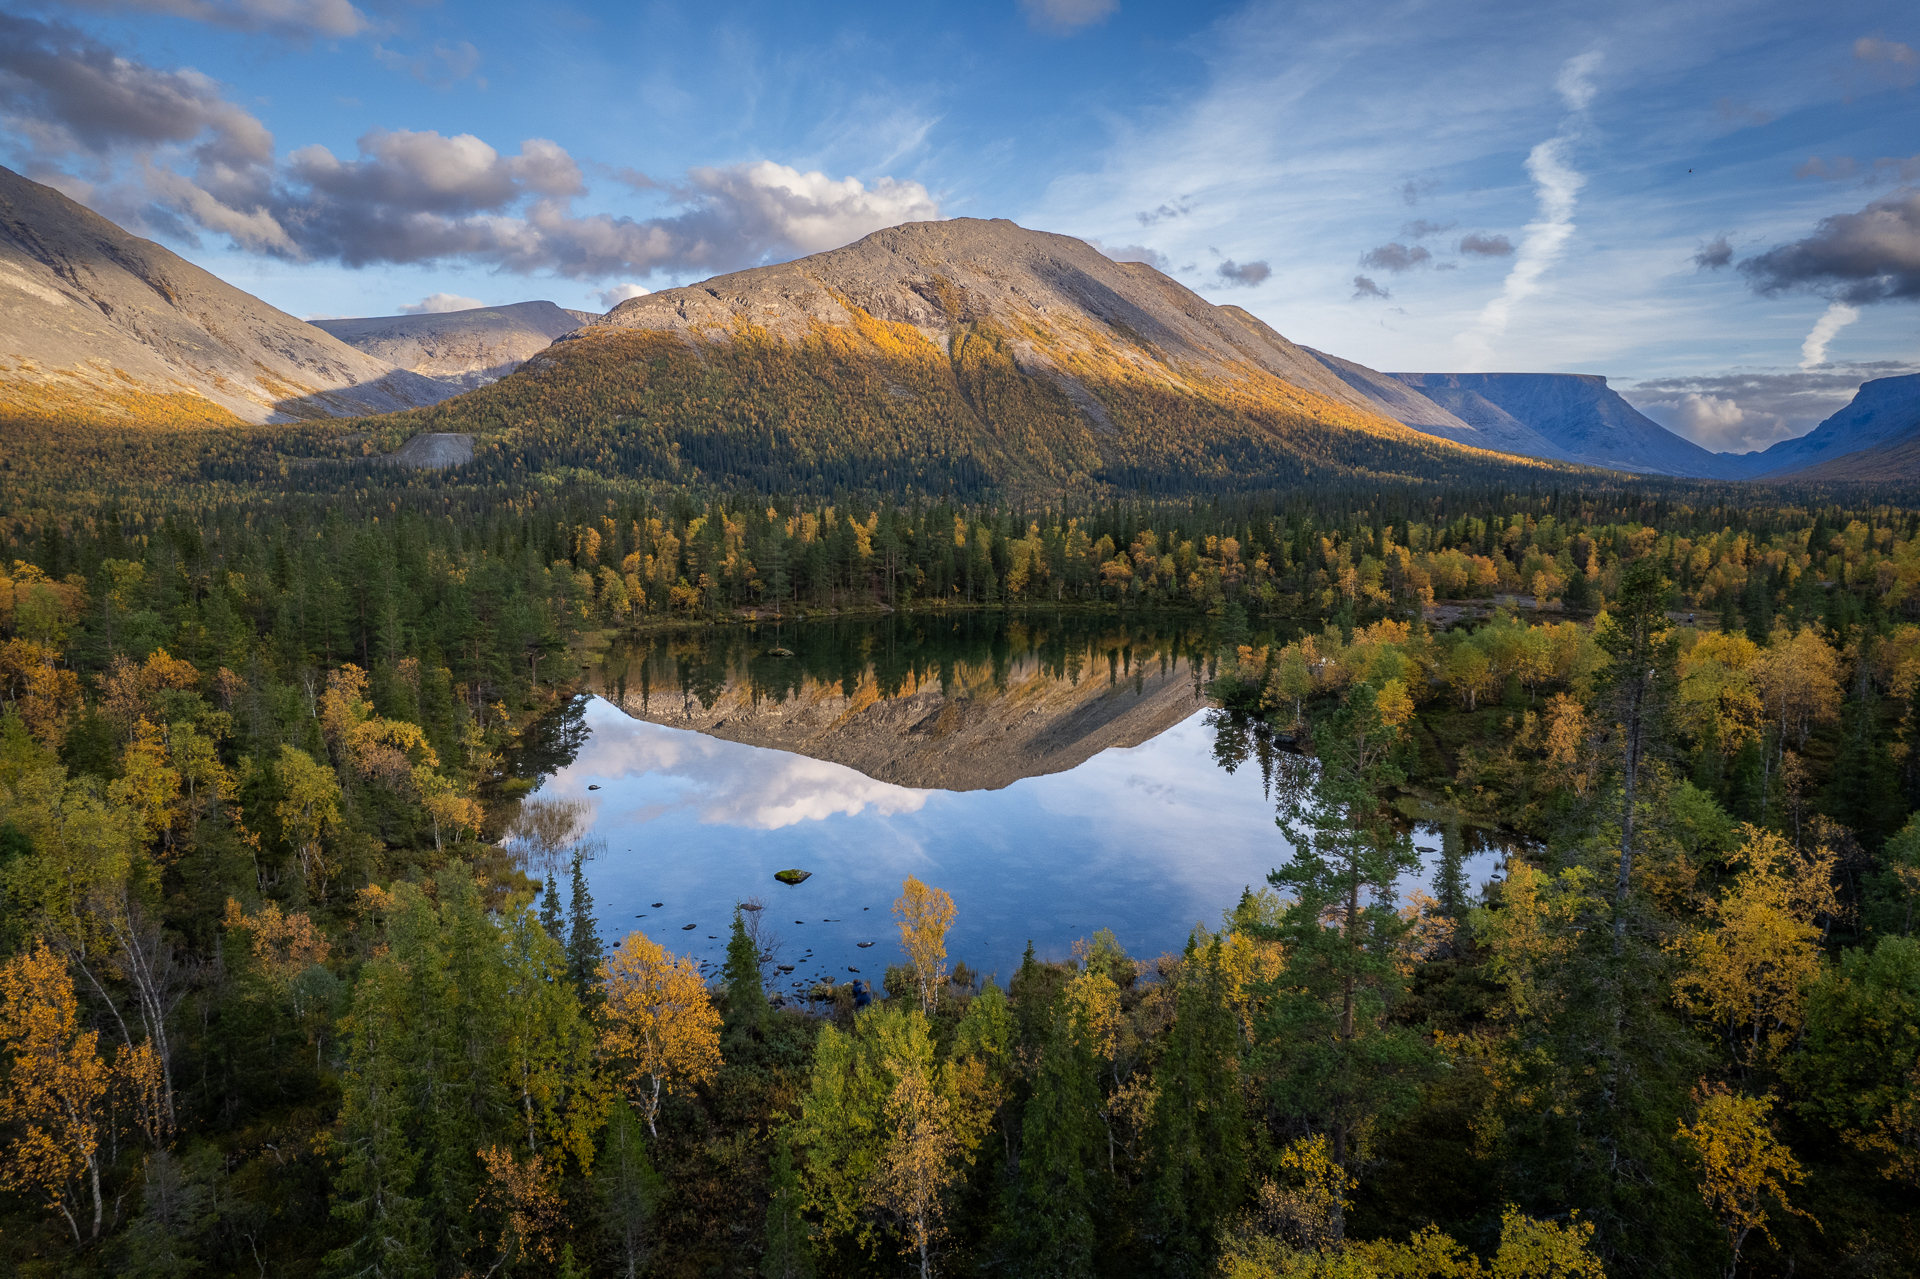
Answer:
[1019,0,1118,35]
[399,292,485,314]
[551,705,930,832]
[685,161,940,255]
[1800,301,1860,368]
[1454,51,1599,370]
[595,283,652,308]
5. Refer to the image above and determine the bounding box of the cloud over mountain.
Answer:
[1740,188,1920,303]
[0,15,940,282]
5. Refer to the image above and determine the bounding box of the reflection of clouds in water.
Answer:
[546,699,931,831]
[558,696,1513,981]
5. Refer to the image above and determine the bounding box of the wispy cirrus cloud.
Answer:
[1454,50,1601,370]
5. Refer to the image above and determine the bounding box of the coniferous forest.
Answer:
[1,431,1919,1279]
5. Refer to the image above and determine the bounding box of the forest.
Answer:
[0,454,1918,1278]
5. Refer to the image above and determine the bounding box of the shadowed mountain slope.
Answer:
[1725,374,1920,479]
[1305,348,1575,462]
[0,165,456,427]
[391,218,1581,496]
[312,301,588,390]
[1384,372,1752,479]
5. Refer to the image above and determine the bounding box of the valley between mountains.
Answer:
[6,162,1916,493]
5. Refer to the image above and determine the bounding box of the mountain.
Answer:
[1305,349,1576,462]
[1720,374,1920,479]
[1378,372,1753,479]
[0,165,457,427]
[311,301,589,391]
[392,218,1578,496]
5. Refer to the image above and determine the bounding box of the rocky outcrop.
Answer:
[312,301,588,390]
[0,165,457,425]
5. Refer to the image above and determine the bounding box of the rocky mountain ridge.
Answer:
[0,165,457,425]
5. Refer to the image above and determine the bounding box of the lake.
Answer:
[517,612,1510,1000]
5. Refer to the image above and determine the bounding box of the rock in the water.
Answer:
[587,784,601,790]
[858,941,874,948]
[775,868,812,885]
[681,924,696,930]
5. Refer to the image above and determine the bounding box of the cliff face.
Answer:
[591,640,1210,792]
[0,165,456,426]
[312,301,588,390]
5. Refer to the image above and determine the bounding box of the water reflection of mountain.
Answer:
[588,614,1231,791]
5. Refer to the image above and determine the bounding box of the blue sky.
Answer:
[2,0,1917,452]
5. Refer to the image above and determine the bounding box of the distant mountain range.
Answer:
[310,301,597,391]
[387,217,1573,495]
[0,165,457,425]
[1712,373,1920,480]
[4,158,1916,488]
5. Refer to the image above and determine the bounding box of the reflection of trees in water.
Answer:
[508,694,590,780]
[597,611,1288,712]
[1206,709,1316,812]
[1203,708,1519,918]
[505,796,598,878]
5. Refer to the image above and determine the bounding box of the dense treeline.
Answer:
[1,466,1919,1276]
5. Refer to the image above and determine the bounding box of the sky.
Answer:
[2,0,1918,454]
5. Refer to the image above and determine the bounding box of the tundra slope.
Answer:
[399,217,1570,496]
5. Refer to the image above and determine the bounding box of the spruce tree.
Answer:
[1001,980,1102,1276]
[540,872,564,942]
[722,907,767,1037]
[566,850,604,998]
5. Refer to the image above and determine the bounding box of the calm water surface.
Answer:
[523,615,1510,999]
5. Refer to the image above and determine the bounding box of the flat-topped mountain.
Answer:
[1383,372,1753,479]
[0,165,456,426]
[312,301,591,391]
[1306,350,1576,462]
[395,218,1576,495]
